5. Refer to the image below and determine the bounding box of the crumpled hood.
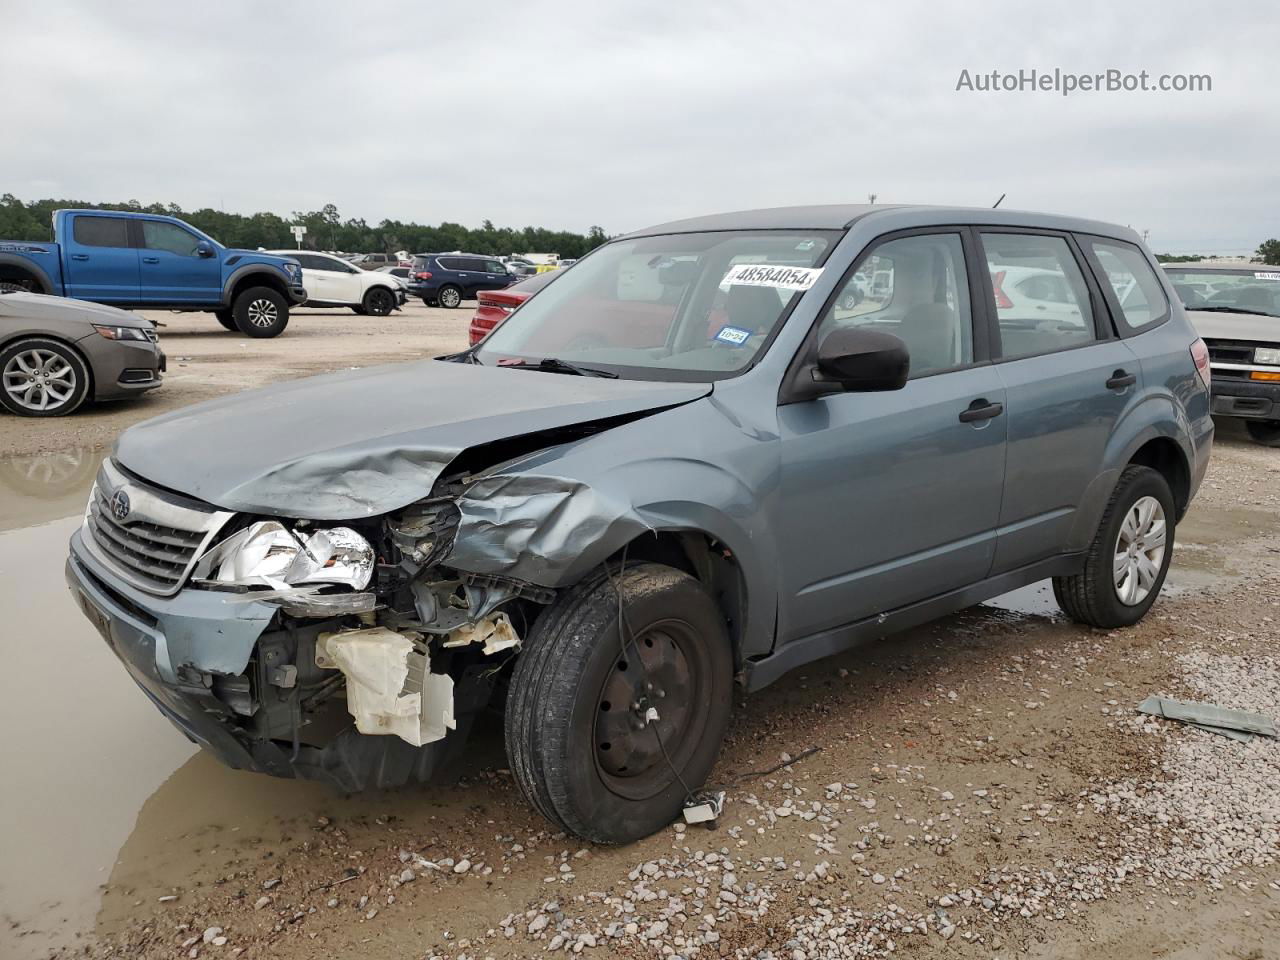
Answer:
[113,359,711,519]
[1187,310,1280,343]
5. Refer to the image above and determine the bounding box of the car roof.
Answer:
[618,204,1141,242]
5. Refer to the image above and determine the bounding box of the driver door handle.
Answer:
[141,256,160,264]
[958,399,1004,423]
[1106,369,1137,389]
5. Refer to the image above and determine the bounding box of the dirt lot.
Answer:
[1,301,472,457]
[1,309,1279,960]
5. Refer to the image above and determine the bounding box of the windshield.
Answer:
[1165,268,1280,318]
[474,230,841,380]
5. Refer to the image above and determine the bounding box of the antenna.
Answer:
[992,193,1006,209]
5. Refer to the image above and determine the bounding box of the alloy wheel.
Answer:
[247,298,278,328]
[2,348,78,412]
[440,287,461,308]
[1113,495,1167,606]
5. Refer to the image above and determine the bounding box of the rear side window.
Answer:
[980,233,1096,359]
[1084,238,1169,334]
[72,216,130,248]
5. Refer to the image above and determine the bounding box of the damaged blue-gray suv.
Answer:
[66,205,1214,843]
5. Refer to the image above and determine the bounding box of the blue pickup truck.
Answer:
[0,210,306,338]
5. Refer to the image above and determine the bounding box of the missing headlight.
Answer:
[193,520,375,590]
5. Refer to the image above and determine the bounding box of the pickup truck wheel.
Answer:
[0,281,33,294]
[1052,465,1175,628]
[505,562,733,844]
[437,285,462,309]
[232,286,289,338]
[362,286,396,317]
[0,338,90,417]
[215,309,237,331]
[1244,419,1280,447]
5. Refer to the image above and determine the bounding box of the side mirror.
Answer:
[195,241,215,258]
[815,327,910,391]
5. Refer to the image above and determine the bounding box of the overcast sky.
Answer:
[3,0,1276,253]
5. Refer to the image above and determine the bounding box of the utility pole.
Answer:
[1142,229,1150,244]
[868,193,877,205]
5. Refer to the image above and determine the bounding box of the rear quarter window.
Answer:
[1083,237,1170,335]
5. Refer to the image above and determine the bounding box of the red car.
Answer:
[469,271,557,345]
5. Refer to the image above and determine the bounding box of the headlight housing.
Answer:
[1255,346,1280,366]
[93,324,151,342]
[194,521,374,590]
[280,261,302,281]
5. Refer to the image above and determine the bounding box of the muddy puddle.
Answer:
[0,445,1268,958]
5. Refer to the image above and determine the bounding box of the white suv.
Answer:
[269,251,406,316]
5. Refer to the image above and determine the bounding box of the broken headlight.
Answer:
[194,521,375,590]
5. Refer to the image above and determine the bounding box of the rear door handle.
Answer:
[1106,369,1137,389]
[141,256,160,264]
[958,399,1004,423]
[70,253,89,261]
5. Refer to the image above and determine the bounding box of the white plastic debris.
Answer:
[316,627,455,747]
[441,611,521,655]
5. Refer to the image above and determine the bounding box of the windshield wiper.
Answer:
[501,357,619,378]
[1186,305,1277,318]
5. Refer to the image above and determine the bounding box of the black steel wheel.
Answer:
[505,562,732,844]
[363,286,396,316]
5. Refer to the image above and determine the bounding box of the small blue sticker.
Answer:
[714,325,752,346]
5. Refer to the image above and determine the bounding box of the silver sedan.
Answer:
[0,290,164,416]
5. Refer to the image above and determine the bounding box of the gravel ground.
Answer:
[23,425,1277,960]
[1,300,471,457]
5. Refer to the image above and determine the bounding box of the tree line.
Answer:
[0,194,610,259]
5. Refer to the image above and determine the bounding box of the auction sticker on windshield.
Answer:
[713,325,752,346]
[723,264,823,290]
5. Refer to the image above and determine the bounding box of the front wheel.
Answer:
[1053,465,1175,628]
[1245,419,1280,447]
[437,285,462,309]
[0,338,91,417]
[362,286,396,317]
[232,286,289,338]
[505,562,733,844]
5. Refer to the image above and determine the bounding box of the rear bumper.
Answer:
[1210,377,1280,420]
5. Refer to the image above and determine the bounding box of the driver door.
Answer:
[775,230,1007,643]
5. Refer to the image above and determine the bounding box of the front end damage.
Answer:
[64,455,646,793]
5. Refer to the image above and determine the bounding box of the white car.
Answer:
[267,251,406,316]
[990,264,1088,328]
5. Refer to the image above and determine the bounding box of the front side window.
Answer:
[142,221,201,256]
[1086,238,1168,332]
[476,230,840,381]
[72,216,130,248]
[485,259,506,274]
[981,233,1095,359]
[819,233,973,377]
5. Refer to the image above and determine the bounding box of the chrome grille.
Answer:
[82,459,233,596]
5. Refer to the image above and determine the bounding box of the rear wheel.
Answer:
[437,285,462,309]
[232,286,289,338]
[362,286,396,316]
[1053,465,1175,628]
[1245,419,1280,447]
[0,338,91,417]
[215,309,237,331]
[505,562,733,844]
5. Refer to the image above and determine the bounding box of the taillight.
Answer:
[1190,338,1211,390]
[414,271,432,280]
[991,270,1013,309]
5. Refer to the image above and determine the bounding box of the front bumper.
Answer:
[1210,376,1280,420]
[287,282,308,305]
[79,334,164,401]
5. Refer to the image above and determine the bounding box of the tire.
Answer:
[0,280,35,295]
[506,562,733,844]
[350,306,368,315]
[437,285,462,309]
[0,337,91,417]
[232,286,289,338]
[839,291,862,310]
[422,297,435,307]
[1245,419,1280,447]
[362,286,396,317]
[1053,465,1175,628]
[215,309,237,331]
